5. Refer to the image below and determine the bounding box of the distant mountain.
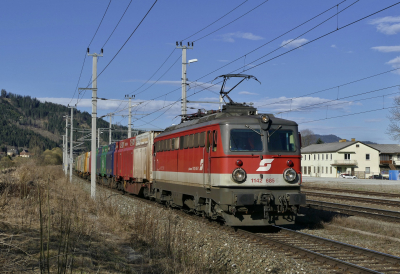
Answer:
[313,134,377,145]
[0,90,130,153]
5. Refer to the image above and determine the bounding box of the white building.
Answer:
[301,140,380,178]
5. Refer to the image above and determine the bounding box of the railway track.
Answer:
[303,191,400,207]
[74,174,400,273]
[302,186,400,199]
[306,200,400,223]
[248,227,400,273]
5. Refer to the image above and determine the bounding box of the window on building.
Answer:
[344,153,351,160]
[322,167,324,174]
[322,154,324,160]
[318,167,320,173]
[330,167,332,174]
[326,154,328,160]
[366,167,370,174]
[326,167,328,173]
[314,154,315,160]
[304,166,307,174]
[356,144,359,147]
[366,154,370,160]
[309,155,310,160]
[318,154,320,160]
[331,154,332,160]
[308,167,311,174]
[314,166,315,173]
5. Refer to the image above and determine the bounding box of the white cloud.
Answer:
[239,91,258,95]
[386,56,400,75]
[371,46,400,52]
[280,38,309,49]
[331,44,337,48]
[219,31,264,43]
[255,96,353,113]
[369,16,400,35]
[38,97,134,110]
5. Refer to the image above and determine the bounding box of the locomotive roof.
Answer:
[158,104,297,137]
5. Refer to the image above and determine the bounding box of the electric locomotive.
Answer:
[74,74,306,226]
[150,74,306,226]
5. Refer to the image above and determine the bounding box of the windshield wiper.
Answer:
[245,125,263,136]
[267,125,282,142]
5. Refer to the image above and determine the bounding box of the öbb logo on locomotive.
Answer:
[74,74,306,226]
[256,159,274,172]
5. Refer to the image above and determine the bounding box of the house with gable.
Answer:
[301,139,380,178]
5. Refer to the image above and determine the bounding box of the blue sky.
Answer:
[1,0,400,144]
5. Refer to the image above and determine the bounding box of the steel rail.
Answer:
[239,229,382,274]
[303,191,400,207]
[306,200,400,223]
[263,226,400,273]
[302,186,400,199]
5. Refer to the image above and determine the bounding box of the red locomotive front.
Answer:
[152,103,306,226]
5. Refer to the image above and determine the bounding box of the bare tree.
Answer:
[300,129,316,147]
[387,96,400,141]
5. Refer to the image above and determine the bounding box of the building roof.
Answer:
[301,141,380,153]
[368,144,400,154]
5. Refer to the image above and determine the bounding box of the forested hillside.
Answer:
[0,89,129,152]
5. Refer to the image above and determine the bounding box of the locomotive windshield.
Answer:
[230,129,263,151]
[267,129,296,152]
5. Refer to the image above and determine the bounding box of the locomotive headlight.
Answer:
[260,114,270,123]
[283,168,297,182]
[232,168,246,183]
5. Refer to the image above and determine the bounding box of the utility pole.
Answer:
[64,115,69,176]
[62,135,65,171]
[68,106,76,183]
[176,41,195,121]
[125,95,134,138]
[88,48,103,199]
[109,114,113,144]
[98,128,101,148]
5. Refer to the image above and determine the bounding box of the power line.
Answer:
[88,0,112,48]
[76,0,158,108]
[129,0,350,112]
[69,52,87,106]
[101,0,133,49]
[273,85,400,114]
[300,105,396,125]
[180,0,250,41]
[242,1,400,74]
[194,0,270,42]
[99,1,400,128]
[69,1,112,105]
[258,67,400,108]
[129,48,177,97]
[92,0,159,87]
[122,0,268,106]
[131,54,182,97]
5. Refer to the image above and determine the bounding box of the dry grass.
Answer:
[0,160,231,273]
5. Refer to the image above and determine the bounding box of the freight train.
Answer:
[74,74,306,226]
